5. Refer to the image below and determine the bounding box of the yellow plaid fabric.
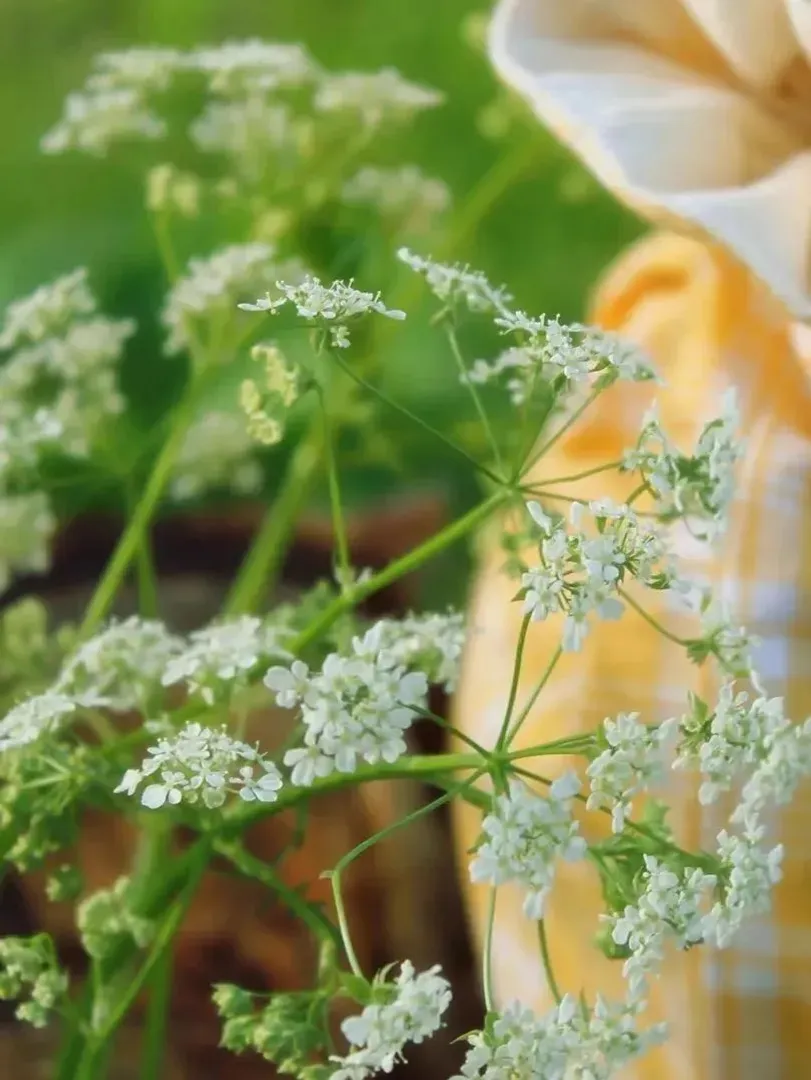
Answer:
[453,231,811,1078]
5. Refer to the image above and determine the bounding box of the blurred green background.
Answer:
[0,0,645,603]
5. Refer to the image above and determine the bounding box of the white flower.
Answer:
[703,820,783,949]
[239,276,405,345]
[190,39,317,95]
[0,692,76,753]
[115,720,283,810]
[41,88,166,156]
[460,346,534,404]
[454,995,667,1080]
[587,713,677,833]
[314,68,442,128]
[171,411,263,502]
[608,856,716,1001]
[163,243,303,356]
[735,716,811,822]
[87,48,184,93]
[330,961,451,1079]
[365,611,466,692]
[55,617,183,712]
[0,269,94,350]
[675,683,789,805]
[622,392,742,539]
[397,248,512,314]
[341,166,450,228]
[266,622,430,784]
[162,617,294,704]
[0,492,56,593]
[690,602,756,677]
[469,775,586,919]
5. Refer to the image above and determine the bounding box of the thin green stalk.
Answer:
[618,588,690,647]
[226,751,484,833]
[410,704,493,758]
[538,919,562,1004]
[495,613,531,754]
[291,490,509,654]
[507,735,595,762]
[224,424,323,615]
[329,347,504,487]
[215,839,341,949]
[505,646,562,746]
[445,321,505,477]
[329,872,364,979]
[320,393,351,588]
[521,387,603,476]
[530,461,624,487]
[139,946,173,1080]
[482,886,498,1013]
[80,384,203,638]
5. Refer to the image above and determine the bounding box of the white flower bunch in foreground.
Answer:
[239,275,405,349]
[587,712,677,833]
[115,721,283,809]
[331,961,452,1080]
[623,394,742,538]
[454,994,667,1080]
[469,774,586,919]
[520,499,671,652]
[369,610,466,692]
[265,622,430,785]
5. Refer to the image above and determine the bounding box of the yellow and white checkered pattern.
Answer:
[454,231,811,1078]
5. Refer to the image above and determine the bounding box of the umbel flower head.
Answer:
[330,961,452,1079]
[115,721,283,809]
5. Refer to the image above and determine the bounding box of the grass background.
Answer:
[0,0,645,603]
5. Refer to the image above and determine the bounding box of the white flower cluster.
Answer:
[0,493,55,594]
[171,411,263,502]
[704,821,784,948]
[454,995,667,1080]
[163,242,304,356]
[265,622,429,785]
[190,96,302,180]
[397,248,512,315]
[521,499,671,652]
[690,601,756,677]
[239,275,405,348]
[192,40,318,95]
[495,312,657,386]
[608,856,717,1001]
[587,712,677,833]
[331,961,452,1080]
[115,721,283,809]
[0,692,76,754]
[469,774,586,919]
[368,610,466,692]
[162,616,294,705]
[623,394,742,539]
[341,166,450,229]
[55,617,183,712]
[314,68,442,128]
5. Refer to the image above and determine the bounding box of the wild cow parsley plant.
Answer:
[0,31,807,1080]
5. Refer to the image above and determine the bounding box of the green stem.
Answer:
[139,945,173,1080]
[224,424,323,615]
[495,614,531,754]
[505,646,562,746]
[330,348,504,486]
[618,588,690,647]
[530,461,624,487]
[522,387,603,476]
[538,919,561,1004]
[215,839,341,949]
[482,886,497,1013]
[226,751,483,833]
[320,393,351,588]
[507,735,595,762]
[445,321,505,477]
[329,871,364,979]
[291,490,509,654]
[80,385,202,638]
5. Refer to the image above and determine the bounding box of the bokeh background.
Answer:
[0,0,644,605]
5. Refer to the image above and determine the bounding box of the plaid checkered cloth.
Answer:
[454,231,811,1078]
